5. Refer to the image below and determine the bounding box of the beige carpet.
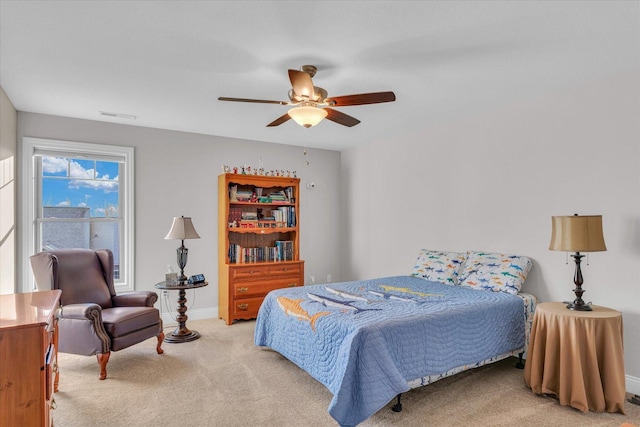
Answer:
[52,318,640,427]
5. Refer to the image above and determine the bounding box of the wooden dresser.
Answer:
[0,290,61,427]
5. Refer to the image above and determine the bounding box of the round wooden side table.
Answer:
[154,281,208,343]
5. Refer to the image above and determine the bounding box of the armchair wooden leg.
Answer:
[156,332,165,354]
[96,352,110,380]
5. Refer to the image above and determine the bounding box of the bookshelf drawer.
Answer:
[232,297,264,318]
[234,277,301,299]
[230,266,270,280]
[230,262,302,281]
[266,263,302,277]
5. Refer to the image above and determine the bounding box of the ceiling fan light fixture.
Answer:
[288,106,327,128]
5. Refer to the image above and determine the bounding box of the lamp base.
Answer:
[565,300,593,311]
[566,252,592,311]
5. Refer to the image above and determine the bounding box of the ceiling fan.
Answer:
[218,65,396,128]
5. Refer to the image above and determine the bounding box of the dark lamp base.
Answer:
[566,252,593,311]
[164,329,201,343]
[565,300,593,311]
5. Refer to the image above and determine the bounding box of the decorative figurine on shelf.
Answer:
[292,171,297,178]
[241,166,246,174]
[223,165,231,173]
[233,166,238,174]
[250,192,258,203]
[247,166,252,175]
[230,185,238,202]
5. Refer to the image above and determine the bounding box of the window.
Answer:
[21,138,134,292]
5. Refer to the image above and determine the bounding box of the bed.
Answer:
[254,250,537,426]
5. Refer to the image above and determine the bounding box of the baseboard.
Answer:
[160,307,218,326]
[627,374,640,396]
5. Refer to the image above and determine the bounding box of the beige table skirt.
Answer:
[524,302,626,414]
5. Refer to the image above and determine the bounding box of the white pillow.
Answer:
[411,249,467,285]
[458,251,532,295]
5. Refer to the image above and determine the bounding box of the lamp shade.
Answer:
[164,216,201,240]
[288,106,328,128]
[549,215,606,252]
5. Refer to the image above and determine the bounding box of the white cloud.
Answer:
[42,157,68,174]
[69,178,119,193]
[57,200,70,207]
[43,157,119,192]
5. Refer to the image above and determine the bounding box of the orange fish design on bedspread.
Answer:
[277,297,330,331]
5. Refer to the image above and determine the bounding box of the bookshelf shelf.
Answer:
[218,173,304,325]
[229,201,295,207]
[228,227,297,234]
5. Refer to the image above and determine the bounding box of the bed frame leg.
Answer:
[515,352,525,369]
[391,393,403,412]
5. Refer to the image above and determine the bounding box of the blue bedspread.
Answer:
[254,276,525,426]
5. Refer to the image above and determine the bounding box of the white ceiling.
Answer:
[1,1,638,151]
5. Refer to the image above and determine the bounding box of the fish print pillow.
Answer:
[411,249,467,285]
[458,251,532,295]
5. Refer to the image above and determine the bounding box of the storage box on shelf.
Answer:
[218,173,304,325]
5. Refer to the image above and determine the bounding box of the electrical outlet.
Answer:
[327,274,332,283]
[162,290,168,298]
[310,275,315,284]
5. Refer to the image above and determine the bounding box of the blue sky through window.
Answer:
[42,157,119,217]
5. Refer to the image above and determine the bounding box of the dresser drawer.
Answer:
[45,344,56,402]
[234,277,301,299]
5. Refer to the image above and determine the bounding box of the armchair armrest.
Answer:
[58,303,110,355]
[60,303,103,321]
[112,291,158,307]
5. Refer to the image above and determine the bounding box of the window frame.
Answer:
[21,137,135,293]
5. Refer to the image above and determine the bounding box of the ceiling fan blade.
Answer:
[325,91,396,106]
[288,69,314,99]
[266,113,292,127]
[324,108,361,127]
[218,97,288,105]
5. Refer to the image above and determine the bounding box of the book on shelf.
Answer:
[269,190,288,203]
[228,241,294,263]
[235,190,253,201]
[228,206,242,223]
[275,240,294,261]
[272,206,296,227]
[241,212,258,220]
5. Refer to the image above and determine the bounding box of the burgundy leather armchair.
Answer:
[30,248,164,380]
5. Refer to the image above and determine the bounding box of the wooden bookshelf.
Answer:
[218,173,304,324]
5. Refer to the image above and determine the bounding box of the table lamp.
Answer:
[165,216,200,283]
[549,214,606,311]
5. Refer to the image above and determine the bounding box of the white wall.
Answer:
[341,70,640,390]
[0,86,17,295]
[17,113,342,318]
